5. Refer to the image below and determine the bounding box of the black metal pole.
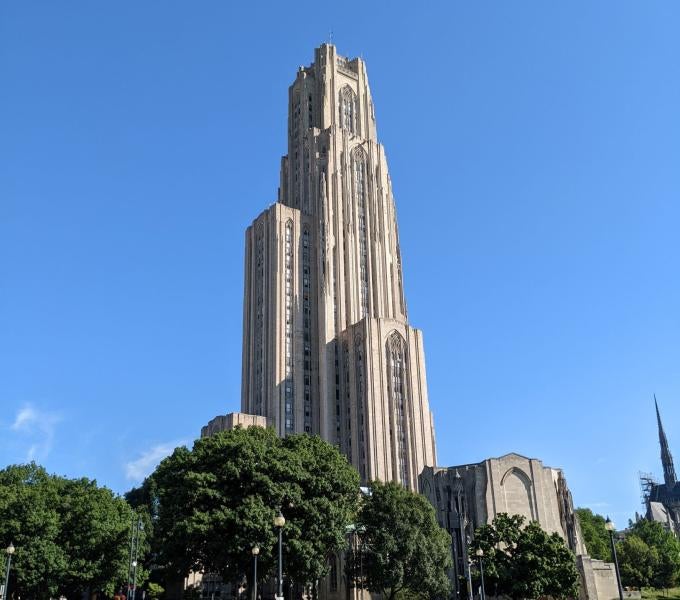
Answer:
[609,530,625,600]
[253,554,258,600]
[127,516,135,600]
[3,552,12,600]
[278,527,283,599]
[463,532,473,600]
[131,516,142,600]
[478,557,486,600]
[359,535,363,595]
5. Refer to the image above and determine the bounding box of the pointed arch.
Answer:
[500,467,536,521]
[339,85,358,134]
[385,331,410,487]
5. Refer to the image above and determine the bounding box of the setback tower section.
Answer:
[241,44,437,489]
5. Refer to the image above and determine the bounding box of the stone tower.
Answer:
[241,44,437,489]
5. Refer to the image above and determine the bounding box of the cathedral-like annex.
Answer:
[643,398,680,534]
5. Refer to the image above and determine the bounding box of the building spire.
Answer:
[656,395,677,489]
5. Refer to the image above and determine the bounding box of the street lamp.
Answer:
[605,517,624,600]
[3,543,15,600]
[131,560,139,600]
[251,546,260,600]
[273,511,286,600]
[475,548,486,600]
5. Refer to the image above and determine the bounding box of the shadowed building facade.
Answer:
[241,44,437,489]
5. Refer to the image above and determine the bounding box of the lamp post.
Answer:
[475,548,485,600]
[273,511,286,600]
[3,543,15,600]
[251,546,260,600]
[131,560,138,600]
[605,517,624,600]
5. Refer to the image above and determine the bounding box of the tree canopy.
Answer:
[146,426,360,588]
[576,508,612,561]
[471,513,579,600]
[617,519,680,589]
[0,462,146,599]
[352,480,452,600]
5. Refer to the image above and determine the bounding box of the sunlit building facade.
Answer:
[241,44,437,490]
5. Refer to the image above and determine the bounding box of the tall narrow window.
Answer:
[339,87,357,134]
[254,226,265,416]
[284,221,294,433]
[302,228,312,433]
[334,341,341,446]
[303,144,310,214]
[354,150,369,317]
[395,238,405,315]
[386,332,409,488]
[343,341,352,462]
[355,335,366,481]
[292,93,301,208]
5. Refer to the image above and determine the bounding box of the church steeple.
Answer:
[656,395,677,489]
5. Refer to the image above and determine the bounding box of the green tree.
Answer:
[148,427,360,590]
[620,519,680,589]
[576,508,612,561]
[146,581,165,600]
[617,535,658,588]
[0,462,147,598]
[471,513,579,600]
[354,480,452,600]
[470,513,524,593]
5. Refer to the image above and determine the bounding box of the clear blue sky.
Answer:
[1,1,679,526]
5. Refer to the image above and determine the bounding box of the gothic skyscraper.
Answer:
[241,44,437,489]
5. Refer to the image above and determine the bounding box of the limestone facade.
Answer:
[200,412,271,438]
[578,555,625,600]
[241,44,436,489]
[420,453,598,598]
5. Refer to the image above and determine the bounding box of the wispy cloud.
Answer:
[125,441,185,482]
[11,404,61,461]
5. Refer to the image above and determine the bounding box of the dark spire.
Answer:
[656,395,677,489]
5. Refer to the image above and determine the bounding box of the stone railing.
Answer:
[337,57,358,77]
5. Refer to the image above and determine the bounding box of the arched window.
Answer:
[339,86,357,134]
[386,332,409,487]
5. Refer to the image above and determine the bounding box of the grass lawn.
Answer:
[641,588,680,600]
